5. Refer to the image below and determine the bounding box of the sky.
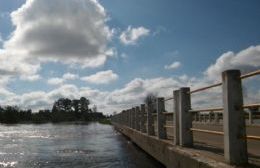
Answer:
[0,0,259,114]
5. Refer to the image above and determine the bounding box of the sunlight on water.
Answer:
[0,161,17,167]
[0,123,164,168]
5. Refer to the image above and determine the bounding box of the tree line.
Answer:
[0,97,106,124]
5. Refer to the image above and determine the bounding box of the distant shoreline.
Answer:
[0,119,111,125]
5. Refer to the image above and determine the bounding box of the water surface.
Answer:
[0,123,164,168]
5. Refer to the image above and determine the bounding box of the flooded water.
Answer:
[0,123,164,168]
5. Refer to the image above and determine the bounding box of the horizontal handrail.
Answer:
[112,69,260,166]
[189,107,223,113]
[240,69,260,79]
[245,135,260,141]
[189,82,222,94]
[164,125,175,128]
[190,128,224,135]
[243,103,260,109]
[163,112,174,115]
[190,104,260,113]
[191,128,260,141]
[164,97,174,102]
[189,69,260,95]
[118,70,260,111]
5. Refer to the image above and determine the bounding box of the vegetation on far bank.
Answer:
[0,97,111,124]
[98,119,111,125]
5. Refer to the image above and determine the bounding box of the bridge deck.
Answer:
[191,123,260,166]
[161,122,260,166]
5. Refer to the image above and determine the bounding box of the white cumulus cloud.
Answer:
[0,33,3,43]
[47,77,64,86]
[81,70,118,84]
[164,61,181,70]
[0,0,114,79]
[205,45,260,81]
[119,26,150,45]
[47,72,79,86]
[0,44,259,115]
[62,73,79,80]
[20,74,41,82]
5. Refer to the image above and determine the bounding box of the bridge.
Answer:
[111,69,260,168]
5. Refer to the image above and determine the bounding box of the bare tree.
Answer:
[92,105,97,113]
[144,93,156,105]
[144,93,157,113]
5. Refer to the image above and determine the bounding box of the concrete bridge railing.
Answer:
[111,69,260,166]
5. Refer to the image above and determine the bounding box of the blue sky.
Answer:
[0,0,259,114]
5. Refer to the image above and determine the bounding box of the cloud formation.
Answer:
[0,8,259,117]
[164,61,181,70]
[62,73,79,80]
[1,85,80,110]
[205,45,260,81]
[47,73,79,85]
[119,26,150,45]
[0,70,258,115]
[47,77,64,86]
[81,70,118,84]
[0,33,3,43]
[0,0,114,78]
[20,74,41,82]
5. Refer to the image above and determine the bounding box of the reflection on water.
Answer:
[0,123,164,168]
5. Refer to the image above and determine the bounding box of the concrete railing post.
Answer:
[147,103,155,136]
[199,113,202,122]
[179,87,193,147]
[173,90,180,145]
[124,112,126,125]
[195,113,199,122]
[127,110,129,126]
[120,111,125,125]
[132,108,136,129]
[248,110,253,125]
[124,111,127,126]
[121,113,123,125]
[140,104,146,133]
[214,113,219,124]
[119,113,121,124]
[120,111,124,125]
[136,106,141,131]
[129,109,133,128]
[209,111,213,123]
[193,112,197,122]
[222,70,248,165]
[126,110,128,127]
[121,111,123,125]
[128,110,131,127]
[157,97,166,139]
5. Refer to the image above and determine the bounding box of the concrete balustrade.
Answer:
[140,104,146,133]
[111,69,254,167]
[214,112,219,123]
[157,97,166,139]
[147,103,155,136]
[222,70,248,165]
[248,110,253,124]
[179,87,193,147]
[173,90,180,145]
[135,106,140,131]
[129,109,132,127]
[209,112,213,123]
[132,108,136,129]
